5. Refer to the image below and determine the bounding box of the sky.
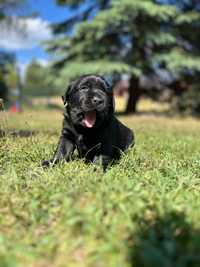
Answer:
[0,0,75,74]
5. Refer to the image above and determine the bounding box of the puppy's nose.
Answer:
[92,96,103,106]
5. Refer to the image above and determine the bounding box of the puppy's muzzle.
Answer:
[81,96,105,111]
[92,96,104,107]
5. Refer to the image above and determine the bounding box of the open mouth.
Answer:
[83,110,96,128]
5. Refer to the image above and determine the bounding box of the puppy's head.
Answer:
[63,75,114,128]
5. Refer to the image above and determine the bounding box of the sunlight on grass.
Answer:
[1,108,200,267]
[115,96,170,113]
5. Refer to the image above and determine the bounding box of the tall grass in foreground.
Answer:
[0,109,200,267]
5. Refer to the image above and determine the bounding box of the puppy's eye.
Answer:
[80,86,88,90]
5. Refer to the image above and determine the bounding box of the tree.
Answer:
[0,71,8,102]
[47,0,200,113]
[0,51,16,103]
[164,0,200,115]
[0,0,25,104]
[23,61,58,97]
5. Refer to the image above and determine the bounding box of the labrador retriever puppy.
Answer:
[42,74,134,170]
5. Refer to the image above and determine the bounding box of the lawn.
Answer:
[1,108,200,267]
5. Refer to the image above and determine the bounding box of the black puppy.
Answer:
[42,75,134,170]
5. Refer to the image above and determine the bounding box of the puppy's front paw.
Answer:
[93,155,112,171]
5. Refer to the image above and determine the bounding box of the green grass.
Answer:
[1,110,200,267]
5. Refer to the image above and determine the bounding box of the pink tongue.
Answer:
[83,111,96,128]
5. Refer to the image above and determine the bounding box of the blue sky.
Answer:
[20,0,72,63]
[0,0,75,72]
[28,0,70,23]
[17,0,69,65]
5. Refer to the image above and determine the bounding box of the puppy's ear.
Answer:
[62,95,67,107]
[105,82,115,113]
[62,82,74,107]
[103,79,112,94]
[108,85,115,112]
[112,95,115,112]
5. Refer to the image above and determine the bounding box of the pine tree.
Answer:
[47,0,200,113]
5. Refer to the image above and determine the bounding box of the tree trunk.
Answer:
[125,76,141,114]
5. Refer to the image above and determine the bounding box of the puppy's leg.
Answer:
[42,136,74,167]
[93,155,113,171]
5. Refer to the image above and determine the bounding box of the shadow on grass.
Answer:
[0,129,59,139]
[0,129,37,138]
[127,211,200,267]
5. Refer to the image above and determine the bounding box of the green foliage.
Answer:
[129,211,200,267]
[154,50,200,73]
[1,110,200,266]
[146,32,177,46]
[48,0,200,87]
[0,51,16,102]
[175,85,200,116]
[44,36,71,54]
[55,61,140,89]
[175,11,200,24]
[0,73,8,101]
[71,0,177,40]
[47,0,200,113]
[23,61,58,97]
[0,1,27,102]
[4,64,19,89]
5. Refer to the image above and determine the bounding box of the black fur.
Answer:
[42,74,134,170]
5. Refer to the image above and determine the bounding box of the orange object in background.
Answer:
[10,102,22,113]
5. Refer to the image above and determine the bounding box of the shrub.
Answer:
[175,85,200,116]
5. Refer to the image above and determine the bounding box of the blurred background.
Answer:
[0,0,200,115]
